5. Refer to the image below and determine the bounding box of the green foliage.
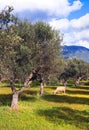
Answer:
[0,6,63,85]
[34,21,54,42]
[59,59,89,82]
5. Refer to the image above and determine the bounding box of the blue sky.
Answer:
[0,0,89,48]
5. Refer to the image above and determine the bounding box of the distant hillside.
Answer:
[62,45,89,63]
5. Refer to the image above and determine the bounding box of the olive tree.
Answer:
[0,7,63,108]
[72,59,89,85]
[58,58,89,86]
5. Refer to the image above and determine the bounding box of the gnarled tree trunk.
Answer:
[75,76,84,86]
[11,91,19,108]
[10,68,45,108]
[10,72,33,108]
[10,79,19,108]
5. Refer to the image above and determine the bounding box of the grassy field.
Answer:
[0,83,89,130]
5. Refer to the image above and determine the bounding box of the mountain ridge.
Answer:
[62,45,89,63]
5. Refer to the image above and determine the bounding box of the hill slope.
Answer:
[62,45,89,63]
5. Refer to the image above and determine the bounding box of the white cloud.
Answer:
[70,13,89,29]
[73,30,89,40]
[0,0,83,17]
[49,13,89,49]
[77,40,89,48]
[63,31,89,49]
[63,33,75,45]
[49,18,70,31]
[49,13,89,31]
[63,34,89,49]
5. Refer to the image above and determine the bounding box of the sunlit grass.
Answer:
[0,83,89,130]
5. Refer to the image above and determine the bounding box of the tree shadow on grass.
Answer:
[19,89,39,101]
[46,86,57,90]
[42,94,89,105]
[37,106,89,130]
[0,90,38,106]
[73,86,89,90]
[67,89,89,95]
[0,94,12,106]
[23,90,38,95]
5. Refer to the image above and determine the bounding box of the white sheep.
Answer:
[54,86,66,94]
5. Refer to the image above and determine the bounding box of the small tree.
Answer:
[58,59,89,86]
[58,59,78,85]
[72,59,89,85]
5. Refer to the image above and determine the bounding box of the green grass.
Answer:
[0,84,89,130]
